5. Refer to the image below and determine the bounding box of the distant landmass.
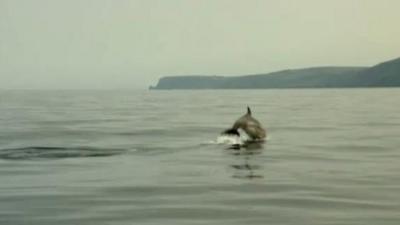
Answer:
[149,57,400,89]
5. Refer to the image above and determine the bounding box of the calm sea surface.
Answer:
[0,89,399,225]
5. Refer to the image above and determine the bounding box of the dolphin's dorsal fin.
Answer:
[247,106,252,115]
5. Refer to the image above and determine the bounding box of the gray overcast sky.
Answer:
[1,0,399,89]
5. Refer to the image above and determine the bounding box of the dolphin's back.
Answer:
[245,123,266,139]
[232,114,266,140]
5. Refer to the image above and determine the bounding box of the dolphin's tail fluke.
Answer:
[222,128,240,136]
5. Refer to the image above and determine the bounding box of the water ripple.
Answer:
[0,146,127,160]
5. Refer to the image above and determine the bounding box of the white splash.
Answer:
[216,129,251,146]
[216,134,243,145]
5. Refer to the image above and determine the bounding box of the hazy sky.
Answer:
[1,0,399,89]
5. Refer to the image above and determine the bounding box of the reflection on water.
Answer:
[227,142,265,179]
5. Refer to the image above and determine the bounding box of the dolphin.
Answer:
[223,106,266,141]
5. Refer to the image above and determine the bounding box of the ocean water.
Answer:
[0,89,399,225]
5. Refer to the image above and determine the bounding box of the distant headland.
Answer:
[149,57,400,89]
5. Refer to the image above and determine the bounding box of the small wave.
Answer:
[208,132,269,147]
[0,146,127,160]
[216,135,244,145]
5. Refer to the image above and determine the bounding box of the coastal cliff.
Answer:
[150,57,400,89]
